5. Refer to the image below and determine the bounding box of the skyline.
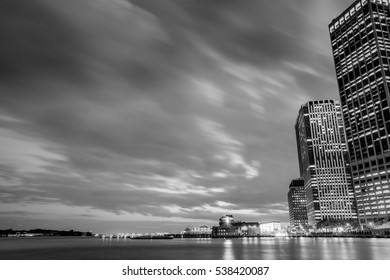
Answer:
[0,0,353,233]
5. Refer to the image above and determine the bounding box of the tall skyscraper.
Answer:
[287,178,308,229]
[329,0,390,225]
[295,100,357,226]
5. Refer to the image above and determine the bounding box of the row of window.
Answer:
[358,210,390,215]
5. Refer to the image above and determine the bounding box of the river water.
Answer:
[1,237,390,260]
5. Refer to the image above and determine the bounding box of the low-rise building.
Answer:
[212,215,260,238]
[260,221,282,235]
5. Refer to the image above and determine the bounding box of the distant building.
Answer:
[295,100,357,226]
[181,225,212,236]
[211,215,260,238]
[288,178,308,229]
[329,0,390,226]
[259,221,281,234]
[199,225,211,232]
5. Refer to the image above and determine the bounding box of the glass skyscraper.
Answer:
[329,0,390,225]
[287,178,308,229]
[295,100,357,226]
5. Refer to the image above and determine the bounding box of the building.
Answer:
[199,225,211,232]
[329,0,390,225]
[259,221,281,234]
[295,100,357,226]
[211,215,260,238]
[287,178,308,229]
[212,215,240,238]
[181,225,212,237]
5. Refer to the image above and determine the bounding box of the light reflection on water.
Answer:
[219,237,390,260]
[1,236,390,259]
[195,238,212,245]
[223,239,235,260]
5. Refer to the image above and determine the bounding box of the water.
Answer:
[1,237,390,260]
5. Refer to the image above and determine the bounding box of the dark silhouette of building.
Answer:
[329,0,390,225]
[295,100,357,226]
[288,178,308,229]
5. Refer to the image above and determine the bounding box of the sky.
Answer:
[0,0,353,234]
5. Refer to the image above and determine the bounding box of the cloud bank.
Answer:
[0,0,352,232]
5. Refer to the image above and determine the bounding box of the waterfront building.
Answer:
[199,225,211,232]
[287,178,308,229]
[295,100,357,226]
[211,215,260,238]
[259,221,281,234]
[211,225,240,238]
[181,225,212,236]
[233,222,261,235]
[329,0,390,225]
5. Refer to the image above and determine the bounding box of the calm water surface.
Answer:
[1,237,390,260]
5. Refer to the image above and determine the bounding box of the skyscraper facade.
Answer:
[329,0,390,225]
[287,178,308,229]
[295,100,357,226]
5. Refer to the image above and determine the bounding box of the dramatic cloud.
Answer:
[0,0,352,233]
